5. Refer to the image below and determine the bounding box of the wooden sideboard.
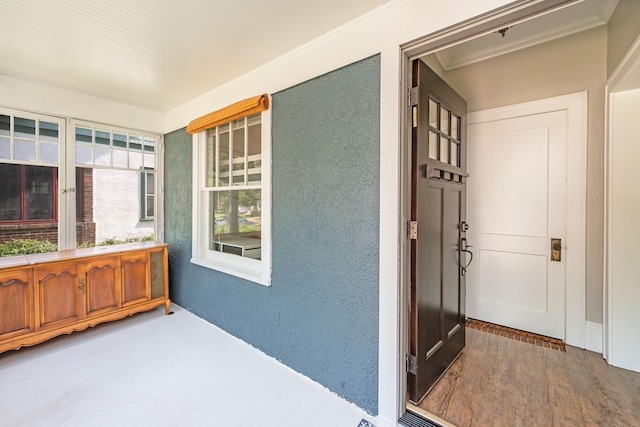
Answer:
[0,241,170,354]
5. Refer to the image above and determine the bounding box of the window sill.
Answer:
[190,256,271,287]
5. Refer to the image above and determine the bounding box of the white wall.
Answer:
[608,88,640,372]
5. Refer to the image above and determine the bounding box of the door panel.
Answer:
[84,257,119,315]
[409,59,467,404]
[467,111,566,339]
[36,263,80,328]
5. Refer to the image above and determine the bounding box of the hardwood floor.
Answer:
[417,328,640,427]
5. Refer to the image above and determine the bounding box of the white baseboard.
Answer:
[585,321,603,353]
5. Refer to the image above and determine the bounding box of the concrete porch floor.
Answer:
[0,305,375,427]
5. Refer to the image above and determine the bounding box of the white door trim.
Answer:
[467,92,587,348]
[604,33,640,365]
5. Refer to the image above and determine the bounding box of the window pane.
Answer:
[112,149,127,168]
[232,122,245,186]
[76,145,93,164]
[146,196,154,218]
[143,153,155,169]
[129,134,143,151]
[0,137,10,158]
[95,129,110,145]
[88,169,154,247]
[0,163,21,221]
[129,151,142,169]
[15,139,36,161]
[15,117,35,139]
[25,166,54,220]
[143,137,155,153]
[39,142,59,163]
[39,121,59,143]
[247,121,261,184]
[206,133,217,187]
[0,115,10,137]
[113,132,127,148]
[218,126,230,186]
[76,126,93,143]
[210,189,261,259]
[95,147,110,166]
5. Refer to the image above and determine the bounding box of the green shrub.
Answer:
[0,239,58,257]
[77,234,155,249]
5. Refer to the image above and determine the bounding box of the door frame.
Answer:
[393,1,585,422]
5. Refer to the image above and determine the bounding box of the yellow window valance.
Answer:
[186,94,269,134]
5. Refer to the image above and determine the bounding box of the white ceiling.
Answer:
[433,0,618,71]
[0,0,391,113]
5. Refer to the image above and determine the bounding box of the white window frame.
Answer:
[140,170,155,221]
[191,108,272,286]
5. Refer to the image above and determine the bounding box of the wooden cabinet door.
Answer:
[35,263,81,329]
[121,251,150,306]
[0,269,34,340]
[83,257,120,317]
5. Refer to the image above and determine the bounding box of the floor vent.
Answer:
[399,410,444,427]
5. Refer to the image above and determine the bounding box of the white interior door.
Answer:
[467,110,567,339]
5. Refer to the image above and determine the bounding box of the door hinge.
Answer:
[407,354,417,375]
[409,87,418,106]
[408,221,418,240]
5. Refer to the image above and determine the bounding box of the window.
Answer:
[141,171,155,220]
[72,120,162,245]
[0,164,56,222]
[191,97,271,285]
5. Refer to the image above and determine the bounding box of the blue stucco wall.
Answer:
[164,55,380,413]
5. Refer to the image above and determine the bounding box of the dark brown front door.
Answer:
[408,59,468,404]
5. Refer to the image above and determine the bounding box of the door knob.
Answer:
[551,238,561,262]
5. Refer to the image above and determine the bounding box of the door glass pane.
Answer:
[451,115,459,140]
[440,137,449,163]
[210,189,261,259]
[429,131,438,160]
[440,106,449,135]
[429,99,438,128]
[451,142,458,167]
